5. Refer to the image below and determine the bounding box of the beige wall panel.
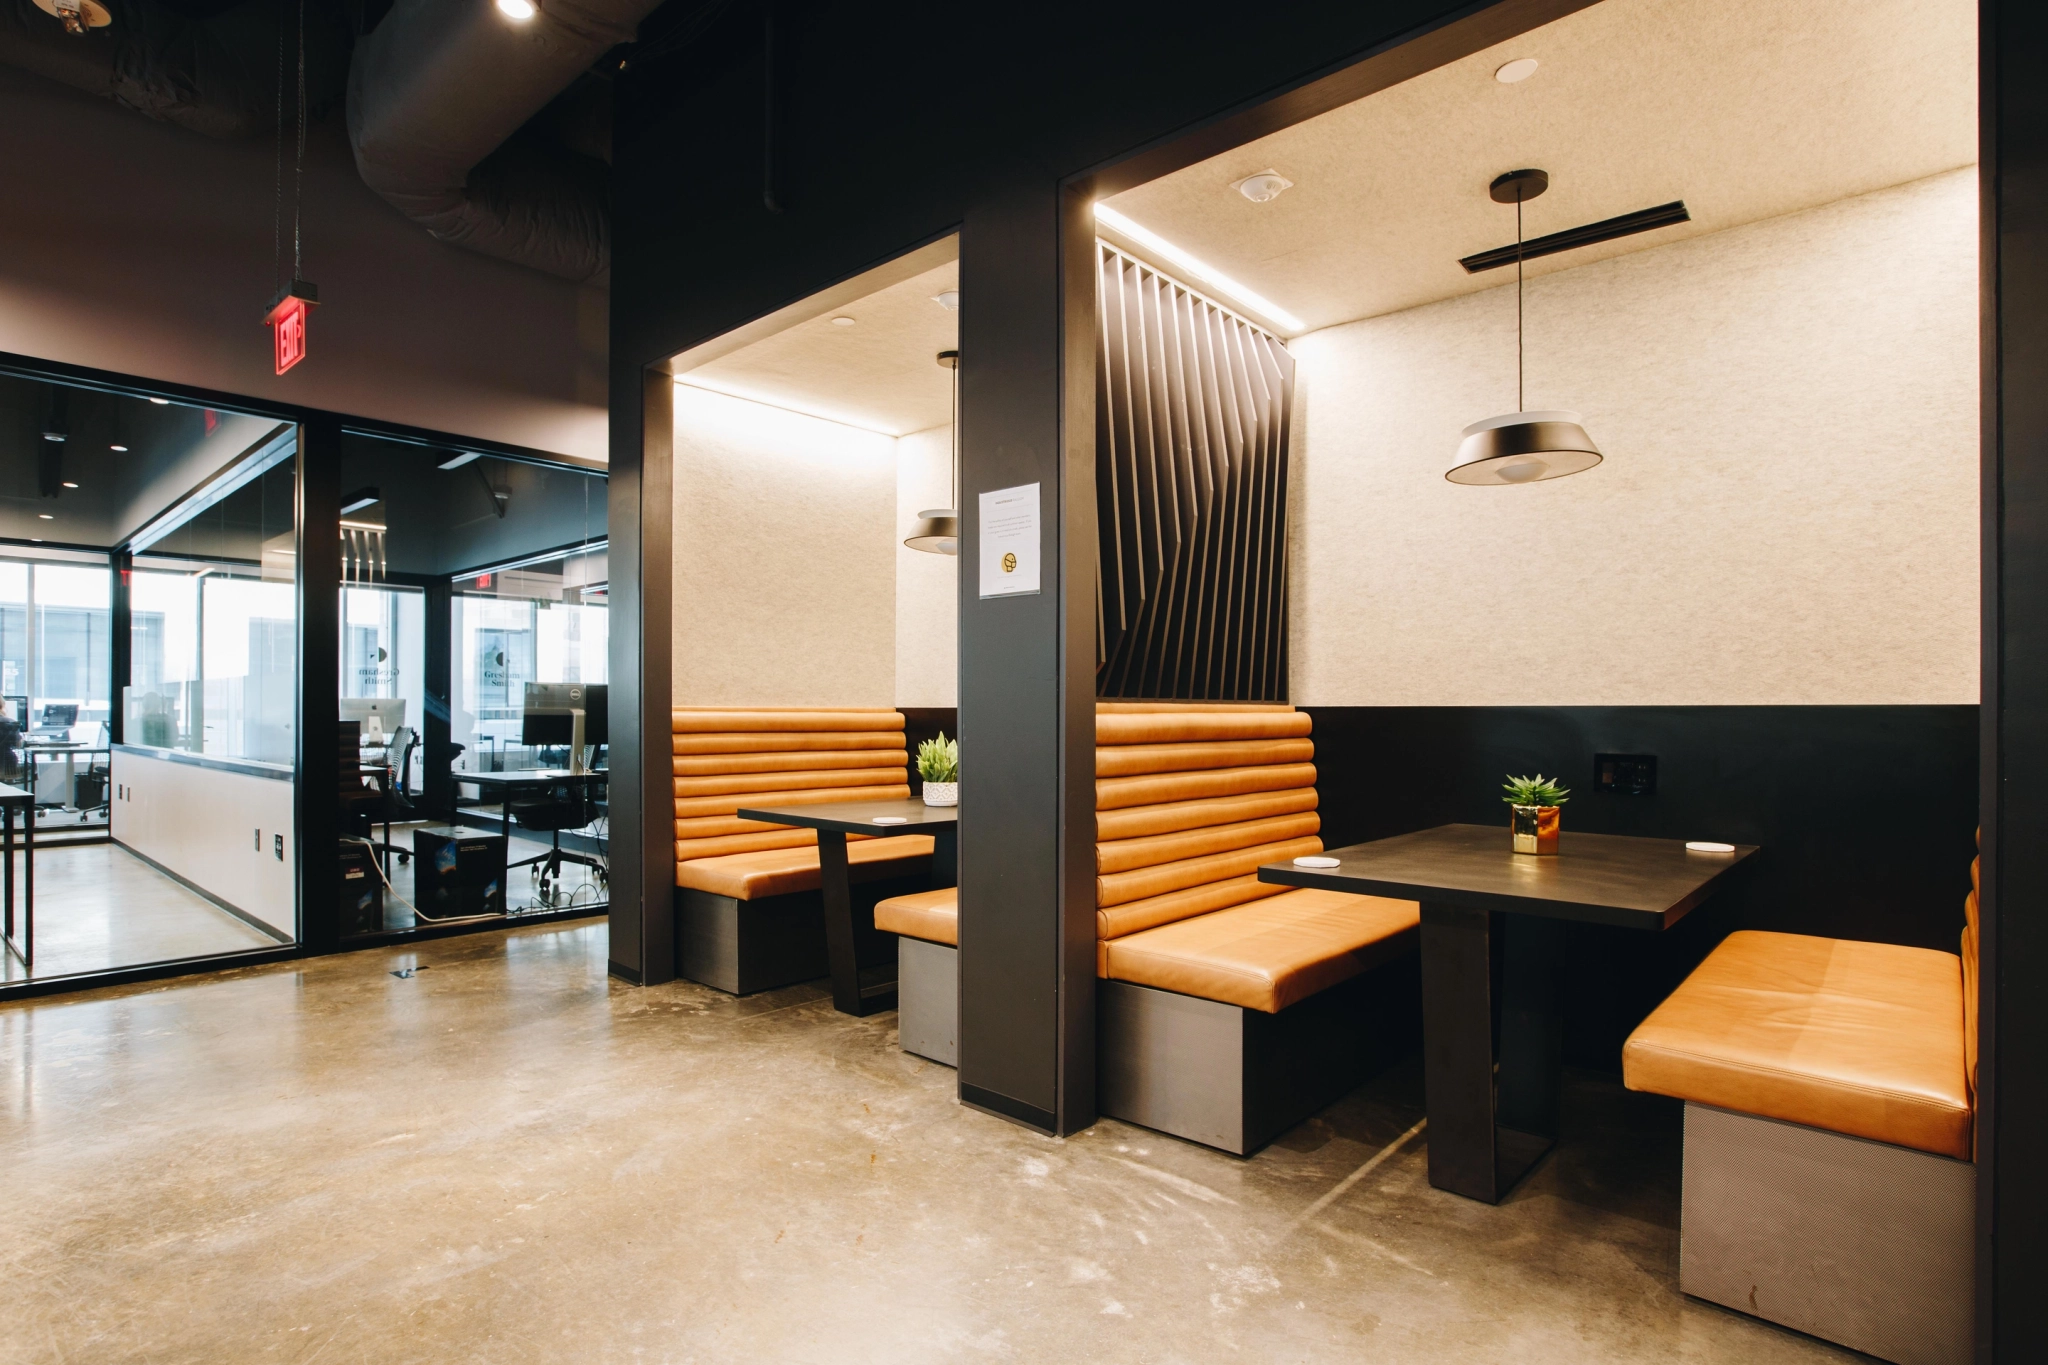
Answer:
[672,388,896,707]
[110,751,295,938]
[896,424,959,707]
[1289,170,1978,706]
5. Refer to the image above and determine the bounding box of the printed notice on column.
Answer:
[978,482,1041,598]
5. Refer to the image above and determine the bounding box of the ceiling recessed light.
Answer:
[37,514,53,520]
[148,397,171,405]
[437,451,482,470]
[1495,57,1539,84]
[1231,170,1294,204]
[109,444,128,452]
[496,0,536,19]
[932,291,960,311]
[831,316,857,326]
[61,482,78,489]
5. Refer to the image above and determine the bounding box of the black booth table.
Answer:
[1260,823,1757,1203]
[734,799,958,1018]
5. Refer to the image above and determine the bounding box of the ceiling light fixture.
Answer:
[37,514,53,521]
[437,451,482,470]
[1447,169,1602,487]
[340,487,382,515]
[109,444,128,452]
[933,290,960,311]
[148,397,170,405]
[831,316,857,327]
[1231,169,1294,204]
[1495,57,1539,83]
[34,0,111,36]
[904,350,961,555]
[496,0,537,20]
[61,481,78,489]
[1092,203,1305,332]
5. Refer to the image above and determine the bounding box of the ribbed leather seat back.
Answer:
[1963,848,1979,1113]
[1093,703,1321,940]
[673,708,910,863]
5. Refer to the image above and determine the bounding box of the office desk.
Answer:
[461,770,609,908]
[1260,823,1757,1203]
[25,744,110,817]
[0,783,35,968]
[734,799,958,1017]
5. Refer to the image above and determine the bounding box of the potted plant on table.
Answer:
[917,733,959,807]
[1503,773,1569,855]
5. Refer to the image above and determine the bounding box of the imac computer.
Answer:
[339,697,406,743]
[520,683,607,773]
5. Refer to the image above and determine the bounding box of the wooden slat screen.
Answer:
[1094,244,1295,701]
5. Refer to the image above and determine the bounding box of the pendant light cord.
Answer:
[1516,195,1525,413]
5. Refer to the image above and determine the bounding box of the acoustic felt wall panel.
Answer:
[1095,245,1296,701]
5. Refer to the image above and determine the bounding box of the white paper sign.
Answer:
[978,482,1041,598]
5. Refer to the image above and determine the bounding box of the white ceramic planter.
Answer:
[922,781,958,807]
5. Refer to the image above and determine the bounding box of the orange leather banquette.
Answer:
[672,708,933,900]
[1623,851,1979,1158]
[1091,703,1417,1011]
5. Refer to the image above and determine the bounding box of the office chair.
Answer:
[508,779,607,905]
[342,726,421,868]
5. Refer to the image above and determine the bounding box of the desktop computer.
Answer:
[339,697,406,743]
[412,826,507,918]
[31,703,77,740]
[339,842,384,936]
[520,683,606,773]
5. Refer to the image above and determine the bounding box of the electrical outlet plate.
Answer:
[1594,752,1657,796]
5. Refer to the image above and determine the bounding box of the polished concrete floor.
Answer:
[0,843,279,984]
[0,922,1861,1364]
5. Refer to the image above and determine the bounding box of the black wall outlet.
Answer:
[1595,752,1658,795]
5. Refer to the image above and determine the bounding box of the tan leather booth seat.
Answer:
[1623,929,1971,1158]
[875,887,957,946]
[1092,703,1416,1012]
[672,708,932,898]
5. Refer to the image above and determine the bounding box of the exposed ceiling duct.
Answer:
[345,0,662,283]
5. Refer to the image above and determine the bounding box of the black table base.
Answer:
[1419,904,1563,1203]
[817,824,958,1017]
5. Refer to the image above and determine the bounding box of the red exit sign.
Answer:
[264,283,319,375]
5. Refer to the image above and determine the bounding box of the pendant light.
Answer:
[904,348,960,553]
[1447,169,1602,486]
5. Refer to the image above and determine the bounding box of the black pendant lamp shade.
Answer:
[905,349,960,554]
[1447,169,1603,486]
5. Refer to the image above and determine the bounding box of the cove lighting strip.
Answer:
[1092,204,1305,333]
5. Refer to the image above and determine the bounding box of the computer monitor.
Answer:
[38,703,77,728]
[520,683,607,751]
[339,697,406,740]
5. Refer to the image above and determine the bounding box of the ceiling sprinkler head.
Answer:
[1232,170,1294,204]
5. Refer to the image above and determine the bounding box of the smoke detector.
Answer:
[1231,170,1294,204]
[34,0,110,34]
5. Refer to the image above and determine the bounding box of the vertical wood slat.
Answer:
[1094,243,1294,702]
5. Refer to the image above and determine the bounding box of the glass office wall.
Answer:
[0,553,114,838]
[331,434,606,937]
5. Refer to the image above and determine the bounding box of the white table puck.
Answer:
[870,816,909,825]
[1293,855,1342,869]
[1685,841,1735,854]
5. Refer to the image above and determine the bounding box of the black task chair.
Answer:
[343,726,421,868]
[508,780,606,905]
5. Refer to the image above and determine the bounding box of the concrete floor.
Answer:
[0,922,1860,1364]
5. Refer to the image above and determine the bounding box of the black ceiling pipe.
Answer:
[345,0,661,283]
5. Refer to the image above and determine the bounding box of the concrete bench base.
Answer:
[897,938,957,1066]
[677,874,920,996]
[1097,957,1418,1156]
[1681,1102,1975,1365]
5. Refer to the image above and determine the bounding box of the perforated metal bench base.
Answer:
[1097,957,1418,1156]
[897,938,957,1066]
[1681,1102,1975,1365]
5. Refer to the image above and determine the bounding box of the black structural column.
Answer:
[1980,2,2048,1358]
[108,551,131,745]
[421,580,455,821]
[606,367,674,984]
[954,176,1099,1135]
[295,416,343,952]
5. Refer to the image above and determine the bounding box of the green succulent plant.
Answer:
[1502,773,1570,807]
[917,733,959,783]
